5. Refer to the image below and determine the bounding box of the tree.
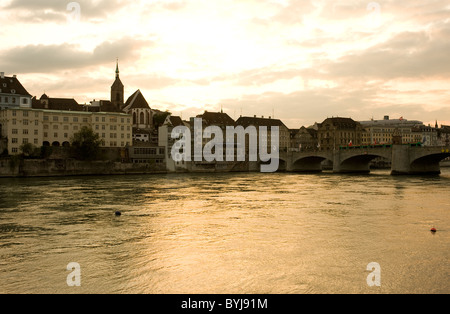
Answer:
[19,143,41,158]
[70,126,103,160]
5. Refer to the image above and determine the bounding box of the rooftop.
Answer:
[0,74,32,97]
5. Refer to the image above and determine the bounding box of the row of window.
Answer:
[11,138,39,145]
[9,140,131,152]
[12,129,39,135]
[11,110,38,117]
[0,97,29,105]
[42,116,131,123]
[94,125,130,131]
[133,148,165,155]
[11,119,39,126]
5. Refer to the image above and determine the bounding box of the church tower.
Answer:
[111,59,124,110]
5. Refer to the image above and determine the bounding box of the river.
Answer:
[0,169,449,294]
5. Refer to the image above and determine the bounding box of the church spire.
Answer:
[116,58,120,78]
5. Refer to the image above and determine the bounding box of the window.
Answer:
[44,116,49,121]
[12,110,17,116]
[12,138,18,143]
[12,119,16,125]
[64,125,69,130]
[64,133,68,138]
[34,139,38,145]
[12,98,16,104]
[83,118,88,123]
[73,126,78,131]
[34,130,38,135]
[73,117,78,122]
[23,111,28,117]
[44,132,48,137]
[44,125,49,130]
[23,99,28,105]
[23,129,28,135]
[54,133,58,138]
[96,117,99,122]
[63,117,69,122]
[12,129,18,134]
[53,125,58,130]
[35,120,39,126]
[102,117,105,122]
[12,148,18,153]
[23,138,28,144]
[53,116,59,122]
[23,119,28,125]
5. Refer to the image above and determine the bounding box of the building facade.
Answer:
[290,126,319,151]
[360,116,424,145]
[236,115,291,153]
[0,92,132,155]
[317,117,363,151]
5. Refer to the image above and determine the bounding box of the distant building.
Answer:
[411,124,438,146]
[317,117,363,151]
[0,95,132,155]
[111,60,125,111]
[290,126,318,151]
[360,116,424,145]
[437,125,450,147]
[191,111,236,165]
[236,115,290,153]
[0,72,32,110]
[158,115,188,171]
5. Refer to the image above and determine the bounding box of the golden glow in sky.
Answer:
[1,0,449,127]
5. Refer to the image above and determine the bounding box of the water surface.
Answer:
[0,169,449,294]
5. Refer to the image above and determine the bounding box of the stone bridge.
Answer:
[279,145,450,175]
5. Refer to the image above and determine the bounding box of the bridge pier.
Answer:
[391,145,442,175]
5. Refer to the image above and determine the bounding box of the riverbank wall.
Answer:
[0,158,166,178]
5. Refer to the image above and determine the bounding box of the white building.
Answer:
[0,72,32,110]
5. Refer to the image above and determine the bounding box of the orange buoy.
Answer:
[431,228,437,233]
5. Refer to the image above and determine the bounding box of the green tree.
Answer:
[70,126,103,160]
[20,143,40,158]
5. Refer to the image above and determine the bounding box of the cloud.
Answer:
[325,26,450,80]
[4,0,127,21]
[0,37,154,74]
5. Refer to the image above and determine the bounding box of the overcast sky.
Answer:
[1,0,449,128]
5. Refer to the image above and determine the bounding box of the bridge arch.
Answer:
[338,154,389,173]
[409,152,450,175]
[292,155,332,172]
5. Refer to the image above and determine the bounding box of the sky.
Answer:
[1,0,449,128]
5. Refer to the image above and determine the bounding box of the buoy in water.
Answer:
[115,211,122,216]
[431,228,437,233]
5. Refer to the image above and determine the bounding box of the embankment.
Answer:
[0,158,166,178]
